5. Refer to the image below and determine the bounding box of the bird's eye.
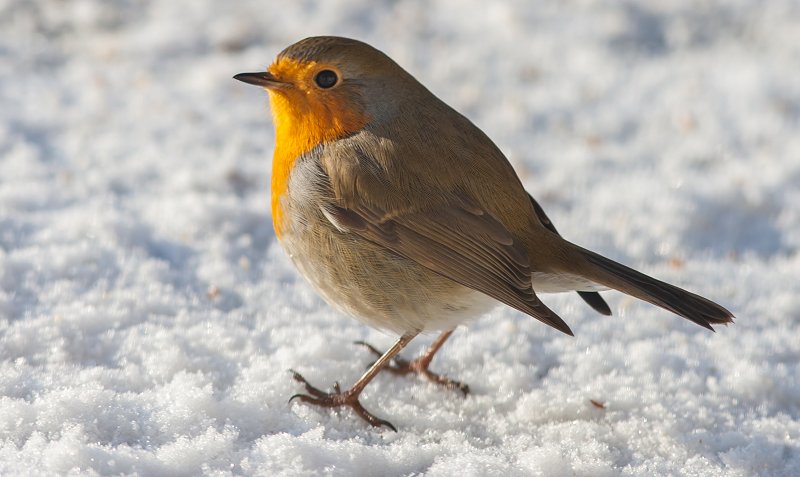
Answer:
[314,70,338,89]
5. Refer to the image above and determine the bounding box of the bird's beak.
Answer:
[233,71,288,89]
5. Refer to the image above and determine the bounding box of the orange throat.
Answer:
[266,75,368,238]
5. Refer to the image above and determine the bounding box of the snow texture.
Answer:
[1,0,799,475]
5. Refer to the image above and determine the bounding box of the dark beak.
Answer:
[233,71,286,88]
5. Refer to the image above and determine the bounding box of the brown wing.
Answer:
[324,200,574,336]
[527,193,612,316]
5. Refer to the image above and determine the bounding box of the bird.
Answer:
[234,36,734,431]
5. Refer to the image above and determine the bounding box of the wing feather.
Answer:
[323,201,573,335]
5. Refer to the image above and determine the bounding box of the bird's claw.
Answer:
[289,369,332,399]
[288,369,397,431]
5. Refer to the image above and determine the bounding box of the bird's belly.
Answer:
[277,203,495,334]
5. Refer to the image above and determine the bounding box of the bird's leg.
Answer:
[355,329,469,396]
[289,330,419,431]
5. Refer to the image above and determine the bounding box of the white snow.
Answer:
[1,0,799,475]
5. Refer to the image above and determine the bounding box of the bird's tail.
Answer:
[567,245,734,330]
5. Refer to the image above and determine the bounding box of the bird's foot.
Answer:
[288,369,397,431]
[354,341,470,396]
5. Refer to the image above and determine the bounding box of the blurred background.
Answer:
[1,1,798,475]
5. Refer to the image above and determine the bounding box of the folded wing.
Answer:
[322,199,574,335]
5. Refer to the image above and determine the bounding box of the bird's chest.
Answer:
[272,154,387,322]
[273,152,335,251]
[272,152,362,300]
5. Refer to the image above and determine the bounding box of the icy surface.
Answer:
[1,1,799,475]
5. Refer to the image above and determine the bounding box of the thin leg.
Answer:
[356,329,469,396]
[289,330,419,431]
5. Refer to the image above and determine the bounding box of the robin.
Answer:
[234,36,734,430]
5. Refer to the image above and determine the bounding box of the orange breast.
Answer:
[266,65,368,238]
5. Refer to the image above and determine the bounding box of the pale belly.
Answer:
[278,217,496,334]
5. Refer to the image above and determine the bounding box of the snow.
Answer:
[1,0,799,475]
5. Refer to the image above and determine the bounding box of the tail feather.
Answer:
[577,291,612,316]
[527,192,612,316]
[576,247,734,330]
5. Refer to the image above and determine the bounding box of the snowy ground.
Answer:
[1,0,799,475]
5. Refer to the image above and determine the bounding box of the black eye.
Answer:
[314,70,338,88]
